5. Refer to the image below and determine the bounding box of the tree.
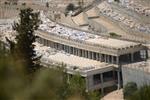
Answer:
[0,52,69,100]
[114,0,120,3]
[13,8,41,73]
[46,2,49,8]
[123,82,138,99]
[128,85,150,100]
[66,3,75,11]
[68,74,101,100]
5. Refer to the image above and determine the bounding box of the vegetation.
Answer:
[68,74,101,100]
[46,2,49,8]
[0,51,68,100]
[0,8,101,100]
[12,8,41,73]
[109,32,121,37]
[22,3,26,6]
[124,83,150,100]
[66,3,75,11]
[128,85,150,100]
[123,82,138,99]
[114,0,120,3]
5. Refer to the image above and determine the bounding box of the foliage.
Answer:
[85,91,101,100]
[13,8,41,73]
[123,82,138,99]
[66,3,75,11]
[128,85,150,100]
[22,3,26,6]
[0,45,68,100]
[46,2,49,8]
[68,74,86,95]
[68,74,101,100]
[109,32,121,37]
[114,0,120,3]
[0,7,101,100]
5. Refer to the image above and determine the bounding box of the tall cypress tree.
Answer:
[13,8,41,73]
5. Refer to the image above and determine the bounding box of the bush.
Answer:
[66,3,75,11]
[129,85,150,100]
[123,82,137,99]
[22,3,26,6]
[114,0,120,3]
[109,32,121,37]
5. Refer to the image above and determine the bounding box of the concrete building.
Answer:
[35,13,148,93]
[122,44,150,88]
[122,60,150,87]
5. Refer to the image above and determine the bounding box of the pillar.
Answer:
[131,53,134,62]
[88,51,91,59]
[104,54,107,62]
[92,52,94,60]
[116,56,119,64]
[99,53,102,61]
[117,70,121,89]
[96,53,98,61]
[73,47,75,55]
[145,50,148,59]
[82,50,84,57]
[111,56,114,64]
[85,51,88,58]
[100,73,104,95]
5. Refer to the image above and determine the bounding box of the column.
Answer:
[88,51,91,59]
[104,54,107,62]
[107,55,110,63]
[131,53,134,62]
[100,73,104,95]
[96,53,98,61]
[116,56,119,64]
[99,53,102,61]
[68,46,70,54]
[85,50,88,58]
[78,49,80,56]
[82,50,84,57]
[76,48,78,56]
[145,50,148,59]
[117,70,121,89]
[73,47,75,55]
[92,52,94,60]
[111,56,114,64]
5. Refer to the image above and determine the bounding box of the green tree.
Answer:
[68,74,101,100]
[85,91,101,100]
[46,2,49,8]
[128,85,150,100]
[66,3,75,11]
[13,8,41,73]
[0,47,69,100]
[123,82,138,99]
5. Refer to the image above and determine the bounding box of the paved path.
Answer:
[101,89,124,100]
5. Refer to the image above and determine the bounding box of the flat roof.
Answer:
[35,43,114,71]
[86,37,139,49]
[123,60,150,73]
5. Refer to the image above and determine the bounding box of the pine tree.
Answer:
[13,8,41,73]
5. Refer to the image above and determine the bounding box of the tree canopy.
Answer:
[13,8,41,73]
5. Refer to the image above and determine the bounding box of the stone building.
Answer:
[35,14,148,93]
